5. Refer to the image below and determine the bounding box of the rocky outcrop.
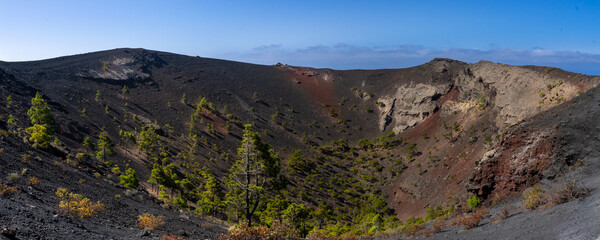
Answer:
[467,128,554,198]
[378,83,452,133]
[381,59,600,218]
[468,83,600,200]
[77,50,165,81]
[380,60,599,135]
[461,62,597,129]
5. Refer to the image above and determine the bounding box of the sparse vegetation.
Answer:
[95,90,103,101]
[424,205,454,222]
[219,221,298,240]
[547,179,590,205]
[287,149,310,172]
[119,168,139,188]
[56,188,104,218]
[3,48,597,239]
[7,114,15,125]
[7,172,20,182]
[83,136,95,149]
[546,79,563,91]
[6,95,12,108]
[522,186,543,210]
[455,208,489,230]
[28,176,41,185]
[495,205,511,221]
[138,213,165,231]
[253,92,260,102]
[161,235,184,240]
[0,183,19,196]
[467,194,480,209]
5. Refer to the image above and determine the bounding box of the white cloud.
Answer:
[215,44,600,75]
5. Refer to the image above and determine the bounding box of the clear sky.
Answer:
[1,0,599,74]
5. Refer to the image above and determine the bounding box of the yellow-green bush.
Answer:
[0,183,19,196]
[28,176,41,185]
[522,186,544,210]
[55,188,104,218]
[138,213,165,231]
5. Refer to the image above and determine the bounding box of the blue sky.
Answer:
[1,0,599,74]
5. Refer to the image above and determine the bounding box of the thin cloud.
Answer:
[217,44,600,75]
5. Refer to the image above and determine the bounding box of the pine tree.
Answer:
[148,163,165,192]
[96,130,115,163]
[119,168,139,188]
[147,163,178,198]
[83,136,95,150]
[6,95,12,108]
[283,203,310,235]
[26,92,56,148]
[137,124,159,158]
[27,92,56,135]
[122,85,130,95]
[95,90,103,101]
[162,164,179,197]
[197,172,222,215]
[227,124,281,226]
[288,149,309,172]
[7,114,15,126]
[260,194,290,225]
[26,124,51,149]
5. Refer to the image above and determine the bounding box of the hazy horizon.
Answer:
[1,0,599,74]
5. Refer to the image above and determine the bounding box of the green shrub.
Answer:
[83,136,95,149]
[95,90,103,101]
[467,194,480,209]
[7,172,20,182]
[402,217,425,236]
[424,205,454,221]
[7,114,15,125]
[288,149,310,171]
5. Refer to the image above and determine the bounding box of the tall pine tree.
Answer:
[27,92,56,134]
[26,92,56,148]
[227,124,281,226]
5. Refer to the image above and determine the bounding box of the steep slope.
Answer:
[376,60,599,219]
[0,64,225,239]
[1,48,599,239]
[426,81,600,240]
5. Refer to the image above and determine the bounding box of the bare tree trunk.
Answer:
[245,143,251,226]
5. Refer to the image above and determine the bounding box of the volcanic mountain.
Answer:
[1,48,599,239]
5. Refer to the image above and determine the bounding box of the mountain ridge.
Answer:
[1,48,599,239]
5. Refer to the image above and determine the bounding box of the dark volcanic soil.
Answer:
[1,48,600,239]
[0,132,225,240]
